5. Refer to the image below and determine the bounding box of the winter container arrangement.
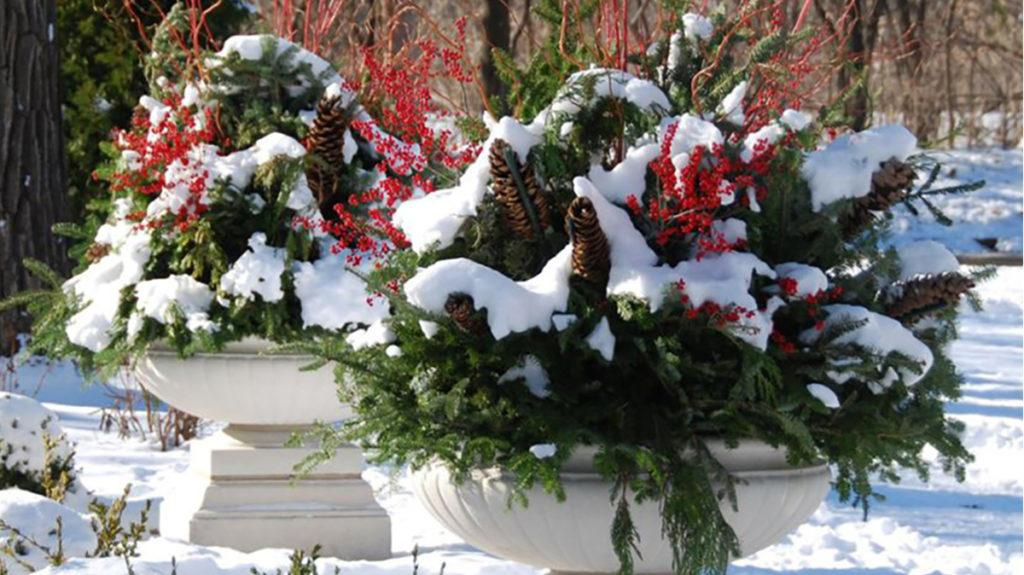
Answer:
[298,7,990,575]
[1,4,475,558]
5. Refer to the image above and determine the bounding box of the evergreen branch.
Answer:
[0,290,54,313]
[919,197,954,226]
[747,30,784,65]
[915,160,942,193]
[610,479,640,574]
[22,259,65,289]
[51,222,94,240]
[914,180,985,197]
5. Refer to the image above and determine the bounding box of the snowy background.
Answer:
[3,148,1021,574]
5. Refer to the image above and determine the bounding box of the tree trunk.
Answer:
[482,0,511,103]
[0,0,69,353]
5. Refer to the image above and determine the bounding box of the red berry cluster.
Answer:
[319,25,479,266]
[105,94,220,232]
[675,280,758,329]
[770,285,846,355]
[632,119,776,259]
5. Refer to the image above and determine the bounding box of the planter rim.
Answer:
[144,337,312,359]
[135,336,345,425]
[433,439,825,478]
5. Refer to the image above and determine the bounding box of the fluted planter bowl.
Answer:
[134,338,348,425]
[413,440,829,574]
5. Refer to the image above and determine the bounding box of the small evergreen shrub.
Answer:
[0,393,77,500]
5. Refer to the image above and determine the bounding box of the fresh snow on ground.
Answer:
[889,148,1023,254]
[3,150,1022,574]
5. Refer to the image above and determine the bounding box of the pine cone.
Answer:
[885,272,975,323]
[566,196,611,288]
[84,243,111,263]
[444,293,489,335]
[306,95,350,220]
[488,139,550,238]
[840,158,917,238]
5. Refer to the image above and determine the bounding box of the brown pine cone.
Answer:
[841,158,917,238]
[84,243,111,263]
[566,196,611,289]
[488,139,551,238]
[306,95,350,220]
[872,158,917,193]
[444,293,489,335]
[885,272,975,323]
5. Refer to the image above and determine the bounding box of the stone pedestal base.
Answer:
[159,425,391,559]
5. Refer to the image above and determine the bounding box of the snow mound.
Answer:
[587,143,660,205]
[498,356,551,398]
[209,132,307,192]
[393,116,543,253]
[806,383,840,409]
[896,240,961,280]
[585,317,616,361]
[404,246,573,340]
[0,393,72,477]
[219,233,286,303]
[803,304,934,391]
[666,114,723,169]
[774,262,829,297]
[716,81,747,126]
[802,125,917,211]
[551,68,670,117]
[63,233,151,352]
[0,489,96,575]
[134,275,215,333]
[739,505,1023,575]
[681,13,714,42]
[345,319,396,350]
[292,254,389,330]
[529,444,557,459]
[739,109,812,162]
[212,35,344,99]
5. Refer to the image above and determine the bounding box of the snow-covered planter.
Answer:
[304,7,989,575]
[8,11,475,557]
[413,441,829,573]
[14,29,419,381]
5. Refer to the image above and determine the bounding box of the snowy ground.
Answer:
[889,148,1023,255]
[3,149,1021,574]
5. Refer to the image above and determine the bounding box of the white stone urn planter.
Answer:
[135,338,390,559]
[412,440,828,574]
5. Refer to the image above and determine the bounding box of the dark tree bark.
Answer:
[843,0,889,130]
[482,0,511,103]
[1,0,70,353]
[817,0,889,131]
